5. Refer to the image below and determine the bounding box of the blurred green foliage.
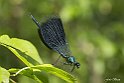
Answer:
[0,0,124,83]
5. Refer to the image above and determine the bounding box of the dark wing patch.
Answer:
[38,17,71,56]
[38,29,52,49]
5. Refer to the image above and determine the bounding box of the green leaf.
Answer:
[9,64,76,83]
[32,64,76,83]
[0,35,43,66]
[9,67,49,83]
[0,35,76,83]
[0,66,10,83]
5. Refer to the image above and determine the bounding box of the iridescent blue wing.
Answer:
[38,17,71,57]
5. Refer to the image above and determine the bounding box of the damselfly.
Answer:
[31,15,80,71]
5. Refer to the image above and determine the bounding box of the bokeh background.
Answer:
[0,0,124,83]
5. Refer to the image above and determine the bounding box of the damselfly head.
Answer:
[74,62,80,68]
[67,56,80,68]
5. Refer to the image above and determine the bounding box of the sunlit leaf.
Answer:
[0,35,43,66]
[9,64,76,83]
[0,66,10,83]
